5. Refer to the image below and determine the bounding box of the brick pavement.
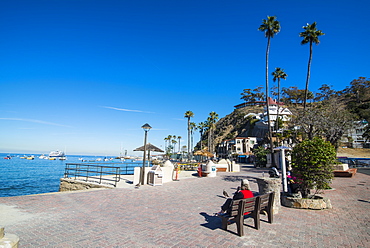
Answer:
[0,165,369,248]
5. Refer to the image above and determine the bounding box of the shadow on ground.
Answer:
[199,212,221,231]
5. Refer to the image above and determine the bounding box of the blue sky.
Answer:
[1,0,369,156]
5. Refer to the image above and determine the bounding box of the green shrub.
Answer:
[291,137,336,197]
[253,146,269,167]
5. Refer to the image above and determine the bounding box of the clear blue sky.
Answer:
[1,0,369,156]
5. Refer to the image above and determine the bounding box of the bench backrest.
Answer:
[228,196,259,217]
[259,192,274,210]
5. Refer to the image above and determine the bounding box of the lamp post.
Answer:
[141,123,152,185]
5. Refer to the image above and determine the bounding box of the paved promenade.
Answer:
[0,165,369,247]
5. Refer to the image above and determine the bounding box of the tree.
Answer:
[184,111,194,161]
[190,122,197,156]
[300,22,325,109]
[164,137,170,152]
[177,136,182,154]
[339,77,370,122]
[291,137,336,198]
[292,98,354,148]
[282,87,314,105]
[207,111,219,154]
[197,122,206,150]
[314,84,336,102]
[363,124,370,143]
[172,135,177,153]
[258,15,280,165]
[272,67,288,132]
[240,86,265,103]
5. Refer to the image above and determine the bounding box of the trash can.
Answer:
[205,160,217,177]
[148,165,163,186]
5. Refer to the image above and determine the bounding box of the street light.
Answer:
[141,123,152,185]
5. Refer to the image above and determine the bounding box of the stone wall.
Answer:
[281,195,332,210]
[59,178,113,192]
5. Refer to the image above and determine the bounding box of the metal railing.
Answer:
[64,163,122,187]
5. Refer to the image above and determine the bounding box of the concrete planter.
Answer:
[281,194,332,210]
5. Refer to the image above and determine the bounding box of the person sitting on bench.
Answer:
[218,184,254,215]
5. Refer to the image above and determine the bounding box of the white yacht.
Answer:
[49,150,65,157]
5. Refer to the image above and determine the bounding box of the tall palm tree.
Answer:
[172,135,177,153]
[166,135,173,155]
[197,122,206,150]
[272,67,288,131]
[184,111,194,161]
[207,111,219,154]
[190,122,197,156]
[164,137,169,151]
[258,15,280,165]
[171,139,177,154]
[177,136,182,153]
[300,22,325,109]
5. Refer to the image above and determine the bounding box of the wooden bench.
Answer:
[219,192,274,236]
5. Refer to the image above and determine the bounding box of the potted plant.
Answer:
[291,137,336,198]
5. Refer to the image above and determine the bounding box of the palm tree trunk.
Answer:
[303,41,313,110]
[187,118,190,161]
[276,78,281,145]
[265,36,275,166]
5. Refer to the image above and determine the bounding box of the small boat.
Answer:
[26,156,35,160]
[49,157,56,160]
[49,150,65,157]
[4,155,11,159]
[39,154,48,159]
[59,157,67,160]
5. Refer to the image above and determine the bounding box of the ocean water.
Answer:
[0,153,141,197]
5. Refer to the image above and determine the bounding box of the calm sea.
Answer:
[0,153,140,197]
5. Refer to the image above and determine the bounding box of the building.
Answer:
[342,120,369,148]
[218,137,257,163]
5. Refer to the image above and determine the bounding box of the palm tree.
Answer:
[164,137,170,151]
[171,139,177,154]
[190,122,197,156]
[207,111,219,154]
[197,122,206,150]
[166,135,173,155]
[184,111,194,161]
[272,67,288,131]
[258,15,280,165]
[177,136,182,154]
[172,135,177,152]
[300,22,325,109]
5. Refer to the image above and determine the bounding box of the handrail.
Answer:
[64,163,122,187]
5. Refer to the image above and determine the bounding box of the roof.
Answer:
[133,143,164,152]
[234,97,284,109]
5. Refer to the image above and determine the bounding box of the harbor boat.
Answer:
[39,154,48,159]
[49,150,65,157]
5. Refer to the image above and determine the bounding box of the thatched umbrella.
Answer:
[194,150,214,162]
[134,143,164,164]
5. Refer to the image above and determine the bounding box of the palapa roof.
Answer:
[193,150,214,157]
[133,143,164,152]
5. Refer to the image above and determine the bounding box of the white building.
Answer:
[343,120,369,148]
[218,137,257,162]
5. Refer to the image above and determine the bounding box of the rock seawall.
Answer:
[59,178,113,192]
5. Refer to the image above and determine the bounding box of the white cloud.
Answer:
[0,118,72,128]
[101,106,154,113]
